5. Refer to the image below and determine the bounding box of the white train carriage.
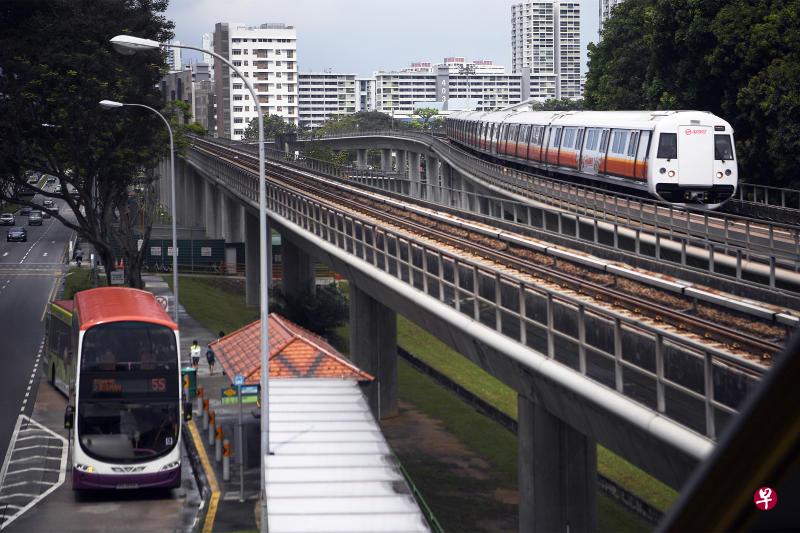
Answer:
[446,109,738,209]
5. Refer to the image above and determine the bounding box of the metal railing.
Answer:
[737,182,800,211]
[187,145,768,441]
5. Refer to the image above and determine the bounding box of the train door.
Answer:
[581,129,599,174]
[678,125,713,186]
[598,129,611,174]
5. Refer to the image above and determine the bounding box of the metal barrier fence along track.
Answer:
[300,131,800,275]
[186,144,767,442]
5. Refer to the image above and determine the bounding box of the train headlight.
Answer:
[659,167,666,174]
[668,170,676,177]
[716,171,724,179]
[725,169,732,176]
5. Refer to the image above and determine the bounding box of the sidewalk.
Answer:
[143,275,259,532]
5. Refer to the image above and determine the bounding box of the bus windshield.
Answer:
[77,401,179,462]
[81,322,177,372]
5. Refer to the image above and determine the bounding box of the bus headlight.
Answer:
[716,171,724,179]
[75,463,95,473]
[161,461,180,471]
[668,170,676,177]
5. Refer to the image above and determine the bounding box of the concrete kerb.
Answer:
[185,420,220,533]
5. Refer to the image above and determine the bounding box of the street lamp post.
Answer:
[110,35,271,531]
[99,100,179,326]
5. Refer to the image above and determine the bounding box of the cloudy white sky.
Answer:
[165,0,600,75]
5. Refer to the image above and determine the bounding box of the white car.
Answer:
[0,213,15,226]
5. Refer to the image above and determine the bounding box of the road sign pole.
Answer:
[238,384,244,502]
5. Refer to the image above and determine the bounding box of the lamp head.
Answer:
[110,35,160,55]
[99,100,124,110]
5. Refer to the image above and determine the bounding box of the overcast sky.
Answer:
[165,0,600,75]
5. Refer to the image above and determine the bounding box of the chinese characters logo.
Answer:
[753,487,778,511]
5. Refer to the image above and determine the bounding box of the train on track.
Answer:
[445,109,738,209]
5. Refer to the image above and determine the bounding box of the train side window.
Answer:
[600,130,609,152]
[585,129,597,151]
[657,133,677,159]
[714,134,734,160]
[575,129,585,150]
[563,128,576,149]
[611,131,628,154]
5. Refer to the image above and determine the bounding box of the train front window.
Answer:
[657,133,677,159]
[81,322,177,372]
[714,134,734,160]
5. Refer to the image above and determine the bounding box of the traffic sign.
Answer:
[155,295,168,312]
[234,374,244,387]
[110,270,124,285]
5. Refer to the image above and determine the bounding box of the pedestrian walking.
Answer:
[190,340,201,369]
[206,344,216,375]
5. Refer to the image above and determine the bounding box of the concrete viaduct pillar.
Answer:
[244,210,260,307]
[348,284,398,419]
[281,238,315,297]
[441,164,453,206]
[356,149,368,169]
[203,180,217,238]
[395,150,407,178]
[408,152,421,198]
[518,395,597,532]
[381,149,393,172]
[218,190,231,242]
[426,155,439,202]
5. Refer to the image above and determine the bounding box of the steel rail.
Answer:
[193,139,780,364]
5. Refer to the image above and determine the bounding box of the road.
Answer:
[0,191,73,467]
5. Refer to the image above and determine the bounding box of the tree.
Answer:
[413,107,440,129]
[528,98,587,111]
[0,0,175,288]
[242,114,297,141]
[584,0,800,187]
[272,283,349,337]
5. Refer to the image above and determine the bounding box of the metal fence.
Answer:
[187,146,767,441]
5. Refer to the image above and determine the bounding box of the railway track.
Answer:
[191,138,786,369]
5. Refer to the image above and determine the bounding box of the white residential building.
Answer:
[298,72,357,129]
[600,0,625,33]
[213,22,298,140]
[201,32,214,75]
[401,57,506,75]
[511,1,582,99]
[166,40,182,72]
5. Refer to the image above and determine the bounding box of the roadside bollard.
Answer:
[208,410,216,445]
[196,387,204,415]
[222,439,231,481]
[202,399,210,431]
[215,424,223,463]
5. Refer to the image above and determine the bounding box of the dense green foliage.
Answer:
[0,0,175,286]
[272,283,349,336]
[585,0,800,186]
[242,114,298,141]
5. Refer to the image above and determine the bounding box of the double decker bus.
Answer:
[45,287,185,490]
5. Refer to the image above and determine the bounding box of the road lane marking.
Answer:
[2,253,6,257]
[42,253,47,257]
[188,421,220,533]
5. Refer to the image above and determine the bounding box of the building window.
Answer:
[234,117,243,124]
[233,106,243,112]
[233,83,243,90]
[234,95,243,101]
[232,49,241,55]
[232,60,241,66]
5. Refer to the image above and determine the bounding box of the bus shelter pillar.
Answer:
[244,210,260,307]
[518,394,597,533]
[349,284,398,419]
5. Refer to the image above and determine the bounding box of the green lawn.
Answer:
[62,267,105,299]
[165,275,259,334]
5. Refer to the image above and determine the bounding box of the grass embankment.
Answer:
[62,267,105,299]
[164,276,259,335]
[174,276,663,531]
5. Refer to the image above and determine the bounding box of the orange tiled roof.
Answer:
[209,314,374,385]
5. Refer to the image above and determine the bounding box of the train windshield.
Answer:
[657,133,677,159]
[714,134,734,160]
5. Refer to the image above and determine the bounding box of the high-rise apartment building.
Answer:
[166,40,182,72]
[201,32,214,74]
[599,0,625,33]
[213,22,298,140]
[511,1,581,99]
[298,73,358,129]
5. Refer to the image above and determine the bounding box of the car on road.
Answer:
[43,199,55,208]
[53,185,62,194]
[6,227,27,242]
[28,211,43,225]
[0,213,15,226]
[19,206,31,216]
[40,209,51,219]
[46,176,56,184]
